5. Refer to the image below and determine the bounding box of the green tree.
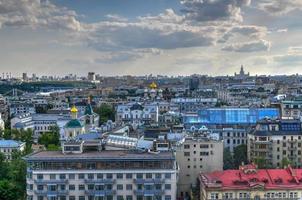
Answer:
[281,157,292,168]
[38,125,60,148]
[233,144,248,168]
[0,180,19,200]
[223,148,235,169]
[94,104,115,125]
[253,156,267,169]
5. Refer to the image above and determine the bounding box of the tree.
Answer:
[281,157,292,168]
[0,180,19,200]
[38,125,60,148]
[233,144,248,168]
[94,104,115,125]
[253,156,267,169]
[223,148,235,169]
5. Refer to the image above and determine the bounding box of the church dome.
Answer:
[65,119,83,128]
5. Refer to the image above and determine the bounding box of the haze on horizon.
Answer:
[0,0,302,76]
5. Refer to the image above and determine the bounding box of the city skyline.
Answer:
[1,0,302,76]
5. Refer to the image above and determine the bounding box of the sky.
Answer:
[0,0,302,77]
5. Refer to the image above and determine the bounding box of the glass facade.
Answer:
[184,108,280,125]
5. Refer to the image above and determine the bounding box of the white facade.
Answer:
[0,140,26,160]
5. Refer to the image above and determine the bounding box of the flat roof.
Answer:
[24,150,174,162]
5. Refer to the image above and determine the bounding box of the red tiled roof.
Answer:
[200,165,302,190]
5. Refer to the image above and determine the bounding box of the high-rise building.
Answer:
[23,72,28,81]
[88,72,96,81]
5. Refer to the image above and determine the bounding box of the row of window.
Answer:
[184,144,213,149]
[35,173,172,180]
[29,195,172,200]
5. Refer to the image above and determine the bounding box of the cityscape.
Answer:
[1,1,302,200]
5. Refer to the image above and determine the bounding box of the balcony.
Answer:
[34,179,68,184]
[134,178,164,184]
[84,179,115,184]
[134,189,164,196]
[288,139,297,143]
[85,190,116,196]
[34,190,68,196]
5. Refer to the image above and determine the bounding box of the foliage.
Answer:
[253,156,267,169]
[38,125,60,148]
[281,157,292,168]
[233,144,248,168]
[94,104,115,125]
[223,148,235,169]
[0,152,27,200]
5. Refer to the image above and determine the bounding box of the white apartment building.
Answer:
[9,102,36,117]
[175,135,223,199]
[0,139,26,160]
[116,103,159,126]
[24,143,178,200]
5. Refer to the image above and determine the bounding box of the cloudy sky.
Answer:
[0,0,302,77]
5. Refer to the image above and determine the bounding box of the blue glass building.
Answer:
[183,108,280,127]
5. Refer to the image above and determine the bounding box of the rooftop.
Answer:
[24,150,174,161]
[200,164,302,190]
[0,140,25,148]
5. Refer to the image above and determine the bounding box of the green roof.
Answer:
[65,119,83,128]
[85,104,93,115]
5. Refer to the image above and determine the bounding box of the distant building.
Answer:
[0,140,25,160]
[199,164,302,200]
[88,72,96,81]
[9,102,36,117]
[189,76,199,91]
[116,102,159,127]
[171,98,217,113]
[22,72,28,82]
[281,98,302,119]
[63,105,85,139]
[0,113,4,131]
[248,118,302,168]
[176,135,223,199]
[234,65,250,80]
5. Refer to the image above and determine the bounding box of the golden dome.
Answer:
[70,105,78,113]
[149,82,157,89]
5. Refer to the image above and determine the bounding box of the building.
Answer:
[183,108,280,129]
[247,118,302,168]
[0,113,4,131]
[175,134,223,199]
[24,142,178,200]
[199,164,302,200]
[63,106,85,139]
[9,102,36,117]
[171,98,217,113]
[88,72,96,82]
[234,65,249,80]
[0,140,26,160]
[116,103,159,127]
[281,98,302,119]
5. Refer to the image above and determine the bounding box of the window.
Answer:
[200,144,209,148]
[79,196,85,200]
[69,185,75,191]
[117,184,123,190]
[200,152,209,156]
[126,173,133,179]
[37,174,43,180]
[165,195,171,200]
[117,196,124,200]
[97,173,103,179]
[146,173,152,179]
[69,174,75,179]
[37,185,43,191]
[184,144,190,149]
[165,173,171,179]
[165,184,171,190]
[50,174,56,180]
[79,185,85,190]
[210,193,219,199]
[136,173,143,179]
[126,196,133,200]
[107,173,113,179]
[117,173,123,179]
[126,184,132,190]
[59,174,66,180]
[155,173,161,179]
[88,174,94,179]
[184,152,190,156]
[59,185,65,191]
[78,174,85,179]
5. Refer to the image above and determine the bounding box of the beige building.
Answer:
[248,118,302,168]
[175,135,223,199]
[199,164,302,200]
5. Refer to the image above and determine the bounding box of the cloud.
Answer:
[222,39,271,52]
[256,0,302,15]
[180,0,251,22]
[0,0,81,31]
[105,14,128,22]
